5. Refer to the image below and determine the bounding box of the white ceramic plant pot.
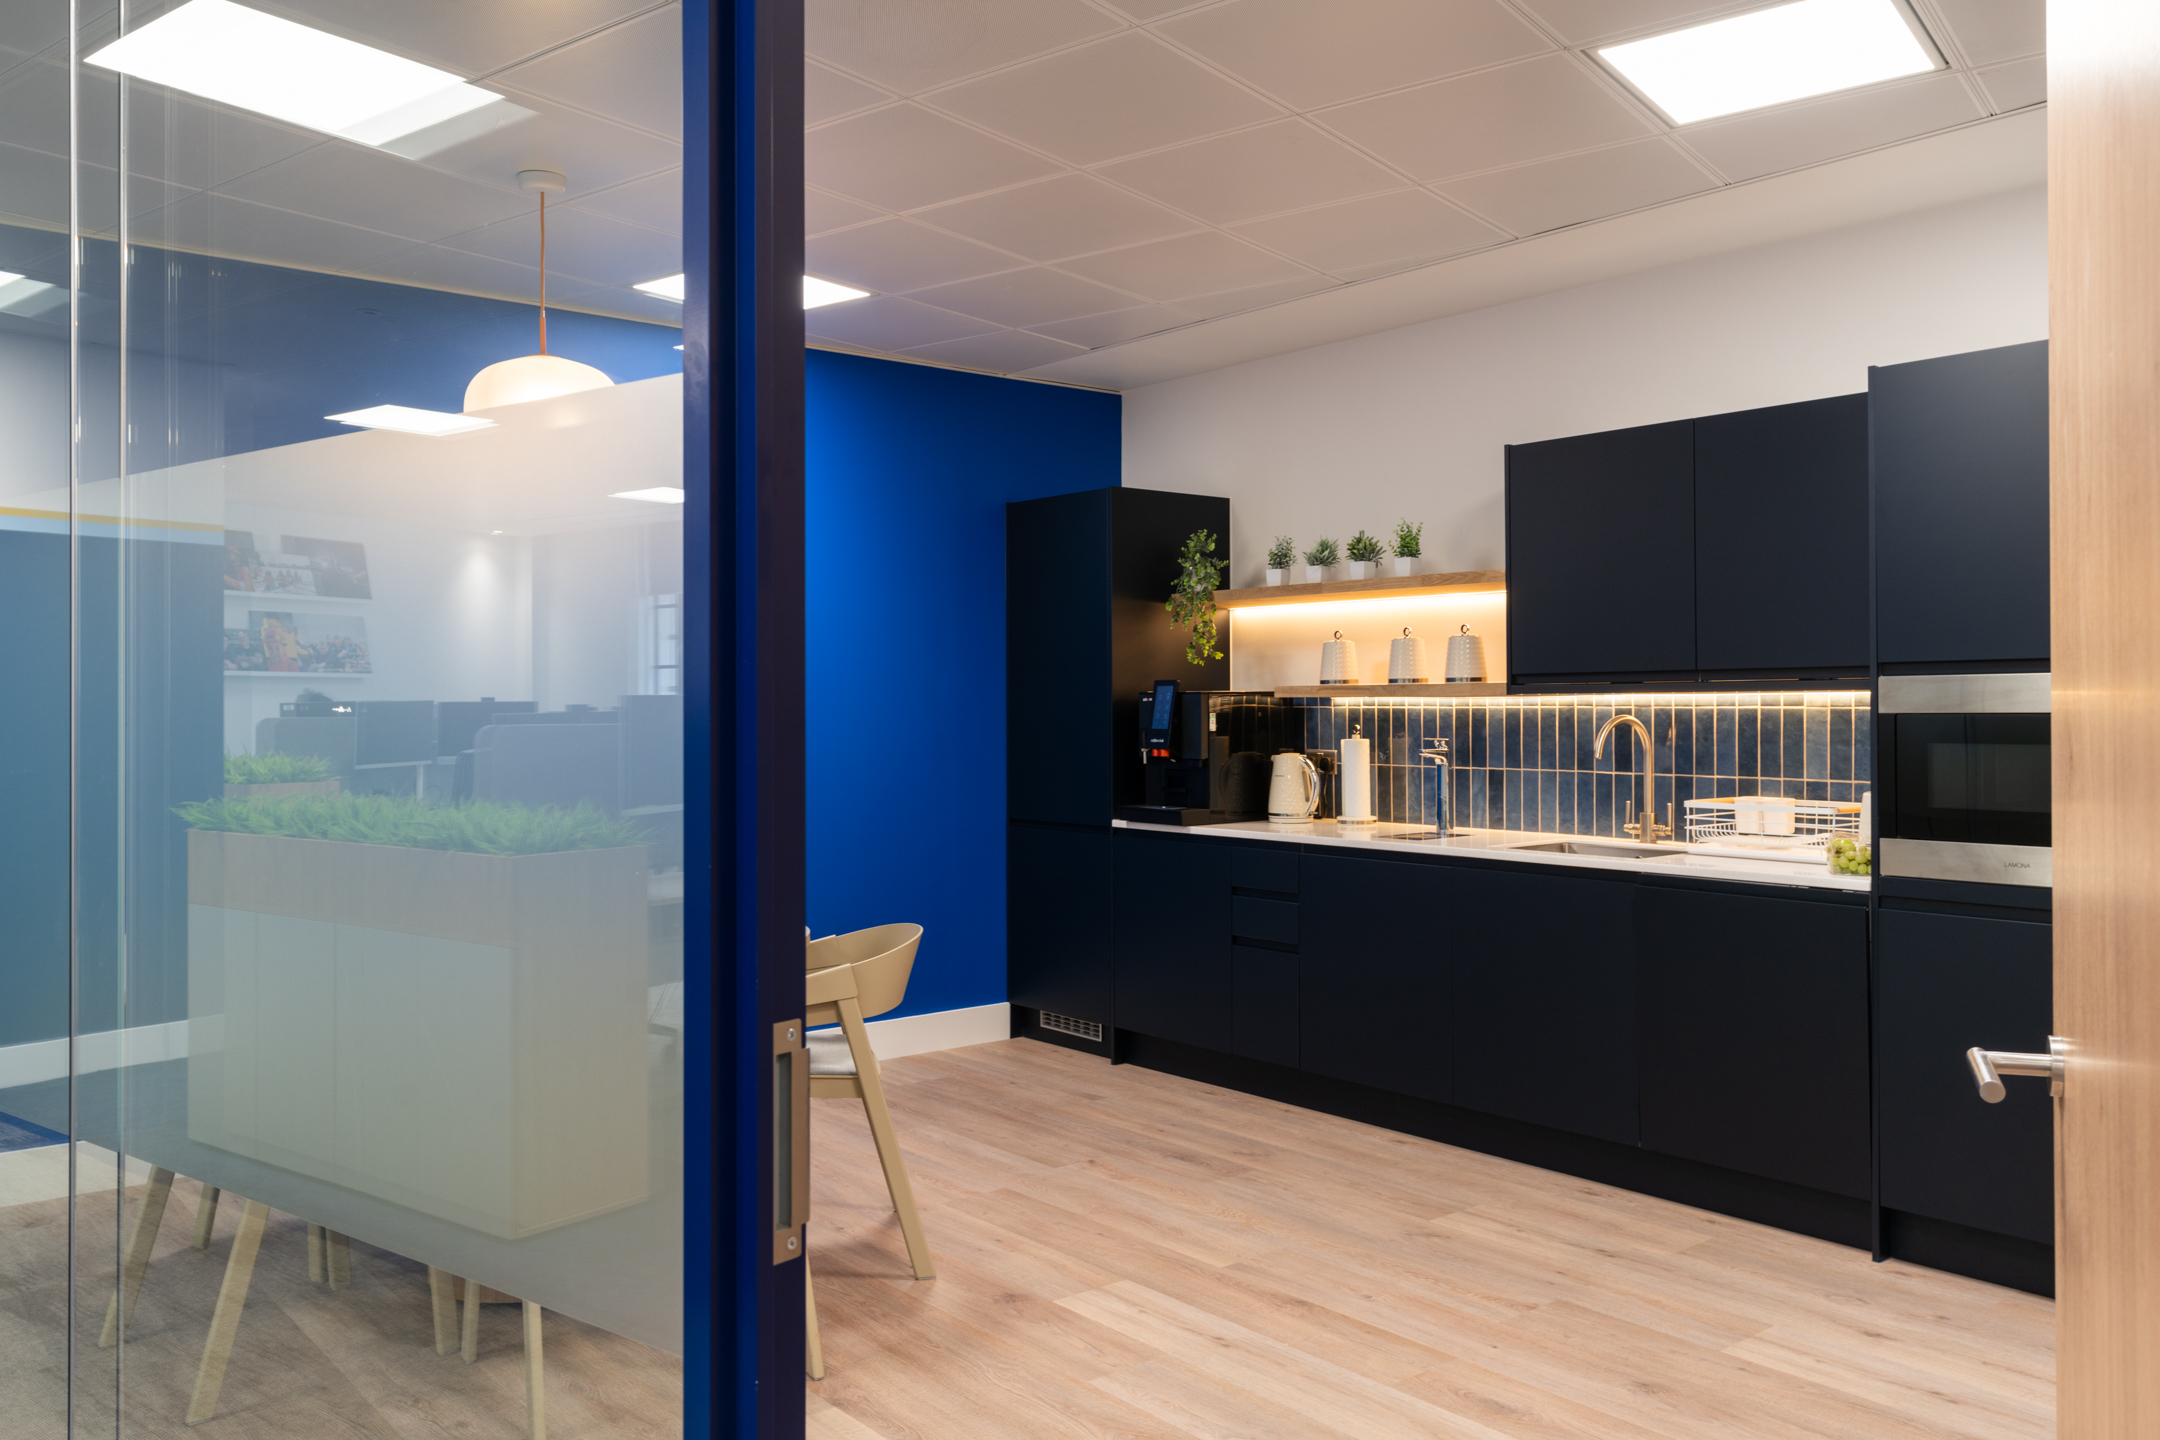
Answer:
[1265,567,1286,586]
[1303,564,1328,584]
[1348,561,1376,580]
[1394,556,1419,577]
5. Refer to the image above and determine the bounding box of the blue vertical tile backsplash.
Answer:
[1295,691,1872,836]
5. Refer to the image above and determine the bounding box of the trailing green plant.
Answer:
[174,793,642,856]
[1303,537,1339,569]
[1266,535,1295,570]
[1166,528,1228,665]
[1346,529,1386,564]
[223,750,332,785]
[1392,518,1423,559]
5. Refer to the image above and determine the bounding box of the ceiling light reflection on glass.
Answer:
[1596,0,1938,126]
[85,0,502,147]
[634,274,687,301]
[611,487,687,504]
[0,271,66,318]
[327,405,496,437]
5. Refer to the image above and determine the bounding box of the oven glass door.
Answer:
[1884,713,2051,847]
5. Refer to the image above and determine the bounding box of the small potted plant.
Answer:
[1265,536,1294,586]
[1345,529,1386,580]
[1166,528,1228,665]
[1392,519,1423,577]
[1302,537,1338,584]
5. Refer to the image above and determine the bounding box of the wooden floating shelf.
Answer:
[1275,682,1510,698]
[1214,569,1505,609]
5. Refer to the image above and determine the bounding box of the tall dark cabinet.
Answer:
[1006,487,1229,1052]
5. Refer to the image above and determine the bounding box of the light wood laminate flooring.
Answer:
[808,1039,2055,1440]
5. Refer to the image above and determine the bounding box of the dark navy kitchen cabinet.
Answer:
[1299,853,1451,1103]
[1872,341,2050,669]
[1449,866,1639,1142]
[1877,904,2054,1245]
[1637,883,1871,1197]
[1112,829,1232,1052]
[1008,822,1114,1032]
[1506,419,1695,682]
[1694,394,1870,676]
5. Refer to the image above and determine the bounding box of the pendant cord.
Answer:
[538,191,548,356]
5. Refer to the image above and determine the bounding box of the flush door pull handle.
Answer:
[1966,1035,2068,1102]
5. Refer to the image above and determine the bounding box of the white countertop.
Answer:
[1112,817,1870,893]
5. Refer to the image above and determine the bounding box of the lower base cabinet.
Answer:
[1112,830,1232,1052]
[1009,822,1114,1032]
[1230,945,1299,1068]
[1299,853,1451,1104]
[1877,904,2054,1245]
[1637,884,1871,1197]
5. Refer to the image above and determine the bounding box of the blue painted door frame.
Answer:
[684,0,806,1435]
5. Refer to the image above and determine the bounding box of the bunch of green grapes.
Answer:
[1827,836,1872,875]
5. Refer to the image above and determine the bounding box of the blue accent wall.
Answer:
[805,350,1120,1021]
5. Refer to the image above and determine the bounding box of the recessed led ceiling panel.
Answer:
[634,273,687,301]
[1597,0,1939,126]
[327,405,496,436]
[85,0,500,146]
[803,275,869,308]
[610,487,687,503]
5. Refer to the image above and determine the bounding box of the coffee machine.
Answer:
[1115,682,1279,826]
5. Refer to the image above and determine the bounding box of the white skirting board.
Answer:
[809,1002,1011,1062]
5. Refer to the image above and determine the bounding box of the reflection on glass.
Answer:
[0,0,687,1433]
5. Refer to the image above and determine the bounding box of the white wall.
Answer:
[1123,185,2049,596]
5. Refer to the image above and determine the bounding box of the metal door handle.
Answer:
[1966,1035,2067,1102]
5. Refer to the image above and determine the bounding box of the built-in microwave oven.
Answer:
[1877,673,2050,887]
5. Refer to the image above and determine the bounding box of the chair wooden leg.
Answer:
[460,1276,481,1364]
[841,1002,934,1279]
[523,1302,547,1440]
[804,1258,825,1381]
[186,1198,270,1425]
[191,1186,221,1250]
[307,1223,325,1283]
[428,1268,458,1355]
[99,1165,175,1349]
[325,1229,351,1289]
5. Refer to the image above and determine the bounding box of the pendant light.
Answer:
[463,169,614,412]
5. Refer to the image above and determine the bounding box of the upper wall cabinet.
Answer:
[1505,419,1695,682]
[1695,395,1870,675]
[1506,397,1868,687]
[1872,342,2050,670]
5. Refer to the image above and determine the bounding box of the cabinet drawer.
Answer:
[1231,895,1298,946]
[1233,845,1299,895]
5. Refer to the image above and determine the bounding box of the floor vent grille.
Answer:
[1038,1011,1103,1042]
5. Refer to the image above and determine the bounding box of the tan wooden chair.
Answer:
[804,923,933,1282]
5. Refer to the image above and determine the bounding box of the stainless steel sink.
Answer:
[1502,840,1688,861]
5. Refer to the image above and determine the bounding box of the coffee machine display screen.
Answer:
[1145,681,1178,746]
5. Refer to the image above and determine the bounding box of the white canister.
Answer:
[1388,628,1430,683]
[1338,731,1375,823]
[1319,631,1360,684]
[1445,624,1486,683]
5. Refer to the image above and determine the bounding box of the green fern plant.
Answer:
[224,750,332,784]
[1392,519,1423,559]
[1266,536,1295,570]
[1166,529,1228,665]
[175,794,641,856]
[1303,537,1339,569]
[1346,530,1386,563]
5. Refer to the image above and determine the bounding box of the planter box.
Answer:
[186,829,650,1238]
[224,780,342,801]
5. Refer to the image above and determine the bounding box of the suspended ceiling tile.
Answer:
[1319,53,1655,182]
[492,6,681,140]
[805,61,891,125]
[1056,229,1314,301]
[1170,272,1338,320]
[806,103,1059,212]
[1509,0,1753,46]
[267,0,663,80]
[900,328,1089,374]
[806,0,1121,95]
[902,264,1139,327]
[217,141,536,242]
[1930,0,2046,67]
[0,141,187,236]
[572,168,682,234]
[804,187,886,235]
[360,243,544,304]
[805,217,1025,293]
[1094,0,1210,18]
[1975,57,2046,114]
[1158,0,1551,112]
[1681,74,1985,184]
[929,31,1281,167]
[1231,189,1504,274]
[909,173,1196,261]
[446,203,679,285]
[1438,138,1715,237]
[1026,303,1194,347]
[403,93,681,206]
[550,279,687,326]
[1096,120,1405,227]
[803,293,1001,349]
[130,190,420,272]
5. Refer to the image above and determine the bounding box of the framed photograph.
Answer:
[281,535,372,599]
[223,610,372,673]
[222,531,371,599]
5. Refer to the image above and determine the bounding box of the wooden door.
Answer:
[2053,1,2160,1430]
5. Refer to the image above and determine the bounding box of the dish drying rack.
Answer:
[1683,796,1862,851]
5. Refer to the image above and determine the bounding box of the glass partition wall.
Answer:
[1,3,688,1435]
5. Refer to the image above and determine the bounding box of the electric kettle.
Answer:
[1268,752,1320,824]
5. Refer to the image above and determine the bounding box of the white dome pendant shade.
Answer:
[464,169,614,413]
